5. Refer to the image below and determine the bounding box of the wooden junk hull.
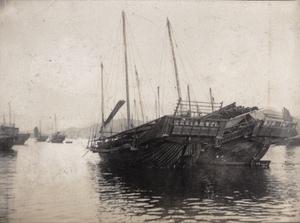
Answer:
[96,138,271,168]
[191,138,271,166]
[91,113,297,168]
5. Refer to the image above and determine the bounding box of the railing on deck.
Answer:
[174,100,223,118]
[169,116,227,138]
[253,120,297,138]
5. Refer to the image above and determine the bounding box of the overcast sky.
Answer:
[0,0,299,133]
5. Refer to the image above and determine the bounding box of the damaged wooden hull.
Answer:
[95,137,271,168]
[90,107,298,168]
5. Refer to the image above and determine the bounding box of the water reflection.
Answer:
[0,149,18,223]
[92,163,292,222]
[0,142,299,222]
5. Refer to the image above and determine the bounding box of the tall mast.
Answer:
[157,86,160,117]
[209,88,214,112]
[8,102,11,127]
[39,120,41,137]
[122,11,131,130]
[135,66,144,123]
[155,99,157,119]
[101,62,104,133]
[167,18,182,100]
[54,114,57,132]
[187,85,191,111]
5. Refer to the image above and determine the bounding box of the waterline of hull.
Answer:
[96,137,271,168]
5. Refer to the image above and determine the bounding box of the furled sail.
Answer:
[100,100,126,133]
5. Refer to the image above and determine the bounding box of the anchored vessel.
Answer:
[88,12,298,168]
[34,122,48,142]
[46,132,66,144]
[0,125,19,150]
[46,115,66,143]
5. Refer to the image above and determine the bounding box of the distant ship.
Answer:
[14,133,30,145]
[46,132,66,143]
[0,125,19,150]
[34,121,48,142]
[1,103,19,150]
[36,135,48,142]
[46,115,66,143]
[87,12,298,168]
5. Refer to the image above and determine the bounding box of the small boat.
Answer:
[87,12,298,168]
[34,121,48,142]
[46,115,66,143]
[36,135,48,142]
[46,131,66,143]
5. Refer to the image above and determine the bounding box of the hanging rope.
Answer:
[171,23,212,102]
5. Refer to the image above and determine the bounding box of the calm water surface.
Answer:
[0,139,299,222]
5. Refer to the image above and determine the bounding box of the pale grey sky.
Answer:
[0,0,299,132]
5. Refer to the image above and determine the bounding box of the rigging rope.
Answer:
[126,16,157,120]
[171,22,213,102]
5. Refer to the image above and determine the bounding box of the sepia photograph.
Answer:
[0,0,300,222]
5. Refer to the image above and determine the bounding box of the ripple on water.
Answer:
[1,141,300,222]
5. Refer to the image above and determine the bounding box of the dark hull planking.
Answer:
[96,137,271,168]
[0,137,14,150]
[91,109,298,168]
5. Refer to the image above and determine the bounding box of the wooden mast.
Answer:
[167,18,182,100]
[135,66,144,123]
[39,120,41,137]
[122,11,131,130]
[209,87,214,112]
[54,114,57,132]
[187,85,191,111]
[157,86,160,117]
[101,62,104,136]
[8,102,11,127]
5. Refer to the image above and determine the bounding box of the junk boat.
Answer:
[46,115,66,143]
[87,12,298,168]
[46,132,66,144]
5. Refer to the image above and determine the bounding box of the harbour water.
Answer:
[0,139,299,222]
